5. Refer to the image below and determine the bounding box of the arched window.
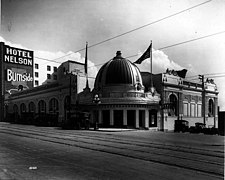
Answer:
[169,94,178,116]
[208,99,214,117]
[20,103,26,113]
[64,96,70,109]
[28,102,36,113]
[38,100,46,113]
[49,98,59,113]
[13,104,18,113]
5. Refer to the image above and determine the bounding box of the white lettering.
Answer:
[7,69,13,81]
[13,49,17,55]
[27,51,32,58]
[4,55,10,63]
[6,69,33,82]
[27,59,32,66]
[17,50,22,56]
[6,48,12,55]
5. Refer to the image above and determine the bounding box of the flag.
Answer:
[176,69,187,78]
[134,43,152,64]
[85,42,88,74]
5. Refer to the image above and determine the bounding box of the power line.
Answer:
[159,31,225,50]
[46,0,212,62]
[77,30,225,72]
[126,31,225,59]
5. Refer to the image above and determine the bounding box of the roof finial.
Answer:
[116,51,122,57]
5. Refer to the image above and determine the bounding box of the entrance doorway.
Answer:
[102,110,110,127]
[139,110,145,128]
[114,110,123,128]
[127,110,135,128]
[149,110,157,127]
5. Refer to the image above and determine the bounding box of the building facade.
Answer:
[4,60,85,125]
[3,49,219,131]
[142,69,218,131]
[0,42,34,122]
[78,51,161,129]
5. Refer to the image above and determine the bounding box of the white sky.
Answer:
[1,0,225,110]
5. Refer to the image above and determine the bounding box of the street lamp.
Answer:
[92,94,101,130]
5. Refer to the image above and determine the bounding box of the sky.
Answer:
[0,0,225,110]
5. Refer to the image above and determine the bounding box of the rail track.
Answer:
[0,124,224,179]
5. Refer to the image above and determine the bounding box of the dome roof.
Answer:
[94,51,143,91]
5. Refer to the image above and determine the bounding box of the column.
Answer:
[188,103,190,117]
[123,110,127,127]
[110,109,114,126]
[214,98,218,128]
[135,109,139,128]
[178,92,183,120]
[195,103,198,117]
[145,109,149,128]
[157,110,161,130]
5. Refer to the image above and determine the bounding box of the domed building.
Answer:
[78,51,161,129]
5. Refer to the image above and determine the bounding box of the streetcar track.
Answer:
[1,125,223,157]
[0,128,223,178]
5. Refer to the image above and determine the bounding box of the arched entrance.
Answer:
[149,109,157,127]
[169,94,178,116]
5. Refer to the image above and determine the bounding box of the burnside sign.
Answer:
[4,45,33,66]
[6,69,33,82]
[0,42,34,92]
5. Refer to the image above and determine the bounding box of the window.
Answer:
[208,99,214,117]
[35,64,39,69]
[47,74,51,79]
[53,75,57,80]
[54,67,57,72]
[35,80,39,86]
[28,102,35,113]
[20,103,26,113]
[38,100,46,113]
[47,65,51,71]
[35,72,39,78]
[168,94,178,116]
[13,104,18,113]
[49,98,59,112]
[191,104,195,117]
[183,103,188,116]
[197,104,202,117]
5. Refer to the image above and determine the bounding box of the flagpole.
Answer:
[150,40,153,92]
[85,42,89,89]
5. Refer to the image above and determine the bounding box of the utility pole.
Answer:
[0,42,4,122]
[199,75,205,124]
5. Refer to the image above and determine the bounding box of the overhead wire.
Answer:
[33,0,212,63]
[79,31,225,73]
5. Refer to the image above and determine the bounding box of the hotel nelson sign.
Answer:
[0,42,34,94]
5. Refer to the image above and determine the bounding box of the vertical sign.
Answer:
[3,44,34,93]
[0,42,4,122]
[0,42,34,121]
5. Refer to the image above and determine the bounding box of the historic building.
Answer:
[3,47,219,131]
[142,69,219,131]
[78,51,160,129]
[4,60,85,125]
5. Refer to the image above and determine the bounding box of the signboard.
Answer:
[3,45,33,66]
[0,42,34,94]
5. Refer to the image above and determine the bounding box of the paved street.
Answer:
[0,122,224,180]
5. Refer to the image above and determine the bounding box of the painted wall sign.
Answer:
[0,42,34,94]
[3,45,33,66]
[6,69,33,82]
